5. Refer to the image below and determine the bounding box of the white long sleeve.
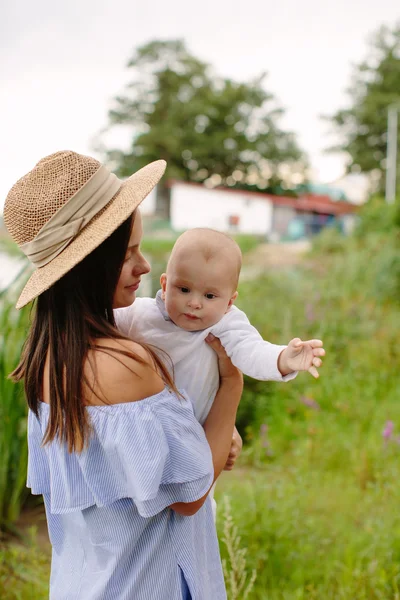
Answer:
[211,306,296,382]
[114,294,296,424]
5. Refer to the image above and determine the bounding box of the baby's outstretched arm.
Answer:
[212,307,324,381]
[278,338,325,379]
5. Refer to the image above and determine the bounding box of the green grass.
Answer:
[0,297,31,531]
[217,462,400,599]
[140,232,262,259]
[3,201,400,598]
[0,529,49,600]
[233,234,263,255]
[140,236,178,257]
[212,206,400,598]
[0,236,23,259]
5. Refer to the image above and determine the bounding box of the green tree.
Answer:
[98,39,307,216]
[327,23,400,191]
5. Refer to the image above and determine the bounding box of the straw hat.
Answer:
[3,150,166,309]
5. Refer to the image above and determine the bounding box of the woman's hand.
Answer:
[224,427,243,471]
[205,333,243,393]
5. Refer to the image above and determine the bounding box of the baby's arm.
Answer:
[211,307,296,382]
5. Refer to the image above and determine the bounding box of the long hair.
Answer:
[12,212,177,452]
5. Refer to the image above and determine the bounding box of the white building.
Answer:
[140,186,157,215]
[169,181,274,235]
[144,180,358,239]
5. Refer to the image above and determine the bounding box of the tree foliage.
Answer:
[99,39,307,196]
[327,23,400,189]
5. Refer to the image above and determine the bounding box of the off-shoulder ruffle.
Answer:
[27,389,213,518]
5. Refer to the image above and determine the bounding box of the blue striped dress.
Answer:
[27,388,227,599]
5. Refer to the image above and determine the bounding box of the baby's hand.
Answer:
[281,338,325,379]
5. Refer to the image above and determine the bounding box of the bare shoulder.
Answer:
[84,337,165,406]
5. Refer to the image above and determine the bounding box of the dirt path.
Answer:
[241,240,311,280]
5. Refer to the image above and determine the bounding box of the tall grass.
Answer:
[4,198,400,597]
[0,293,30,532]
[220,495,256,599]
[214,200,400,598]
[0,528,49,599]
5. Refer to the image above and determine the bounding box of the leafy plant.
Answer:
[0,294,31,531]
[220,495,256,599]
[326,23,400,190]
[98,39,307,201]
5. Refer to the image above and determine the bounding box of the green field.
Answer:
[2,199,400,599]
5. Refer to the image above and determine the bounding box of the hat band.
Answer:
[20,166,122,267]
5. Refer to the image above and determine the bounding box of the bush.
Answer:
[0,296,31,531]
[311,226,348,255]
[353,196,400,239]
[215,201,400,596]
[233,234,262,255]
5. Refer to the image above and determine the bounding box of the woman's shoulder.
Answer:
[93,337,150,358]
[84,337,165,406]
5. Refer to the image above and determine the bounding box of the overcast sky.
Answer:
[1,0,399,209]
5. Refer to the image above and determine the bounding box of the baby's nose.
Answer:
[188,296,202,309]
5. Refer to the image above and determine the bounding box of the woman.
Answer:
[4,151,243,599]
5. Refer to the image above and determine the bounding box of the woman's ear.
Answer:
[227,291,238,310]
[160,273,167,300]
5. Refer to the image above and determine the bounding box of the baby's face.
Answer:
[161,252,238,331]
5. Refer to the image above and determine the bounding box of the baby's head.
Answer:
[160,228,242,331]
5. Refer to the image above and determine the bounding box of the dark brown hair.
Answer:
[12,212,177,452]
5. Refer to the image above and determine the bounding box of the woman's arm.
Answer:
[171,333,243,516]
[87,336,241,517]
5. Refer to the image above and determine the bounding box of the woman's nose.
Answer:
[134,253,151,276]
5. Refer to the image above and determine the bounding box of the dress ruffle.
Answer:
[27,389,213,518]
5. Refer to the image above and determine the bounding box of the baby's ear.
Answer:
[160,273,167,300]
[227,291,238,310]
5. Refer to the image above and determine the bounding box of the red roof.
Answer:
[167,180,357,216]
[267,194,356,215]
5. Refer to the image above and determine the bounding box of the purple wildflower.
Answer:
[305,303,315,323]
[383,420,394,443]
[259,423,273,455]
[300,396,320,411]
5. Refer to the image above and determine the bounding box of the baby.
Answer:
[115,228,325,424]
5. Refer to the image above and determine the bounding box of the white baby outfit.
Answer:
[115,291,297,425]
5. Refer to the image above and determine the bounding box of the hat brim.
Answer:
[16,160,166,309]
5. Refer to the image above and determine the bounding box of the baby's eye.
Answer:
[205,293,216,300]
[179,287,190,293]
